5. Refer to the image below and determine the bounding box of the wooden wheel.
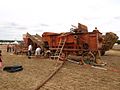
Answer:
[82,51,95,64]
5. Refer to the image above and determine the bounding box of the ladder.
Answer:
[51,37,66,60]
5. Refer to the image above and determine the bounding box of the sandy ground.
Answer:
[0,45,120,90]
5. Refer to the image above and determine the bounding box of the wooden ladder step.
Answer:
[51,37,66,60]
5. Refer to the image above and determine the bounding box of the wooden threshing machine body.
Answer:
[42,30,103,55]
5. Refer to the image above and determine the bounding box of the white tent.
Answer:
[12,41,19,44]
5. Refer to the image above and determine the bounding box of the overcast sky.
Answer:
[0,0,120,40]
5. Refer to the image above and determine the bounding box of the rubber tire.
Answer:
[3,65,23,73]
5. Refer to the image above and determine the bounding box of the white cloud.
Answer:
[0,0,120,40]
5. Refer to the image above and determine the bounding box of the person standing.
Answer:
[0,50,3,68]
[28,44,32,59]
[7,44,9,52]
[35,46,41,57]
[9,44,12,52]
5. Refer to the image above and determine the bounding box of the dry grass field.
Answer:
[0,45,120,90]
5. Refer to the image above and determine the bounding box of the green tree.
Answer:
[116,40,120,44]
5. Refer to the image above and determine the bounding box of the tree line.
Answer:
[0,40,22,43]
[116,40,120,44]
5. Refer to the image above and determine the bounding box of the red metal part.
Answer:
[42,24,103,55]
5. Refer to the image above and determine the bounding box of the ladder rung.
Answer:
[50,56,60,60]
[50,56,59,57]
[53,38,66,60]
[57,47,62,49]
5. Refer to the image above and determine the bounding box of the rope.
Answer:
[34,61,65,90]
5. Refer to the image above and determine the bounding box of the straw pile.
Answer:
[102,32,118,51]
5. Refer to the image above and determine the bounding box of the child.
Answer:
[0,50,3,68]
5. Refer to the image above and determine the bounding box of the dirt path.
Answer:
[0,45,120,90]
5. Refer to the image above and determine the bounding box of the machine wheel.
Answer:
[78,50,83,56]
[82,51,95,64]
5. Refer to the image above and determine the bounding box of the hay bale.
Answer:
[102,32,118,51]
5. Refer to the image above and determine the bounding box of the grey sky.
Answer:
[0,0,120,40]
